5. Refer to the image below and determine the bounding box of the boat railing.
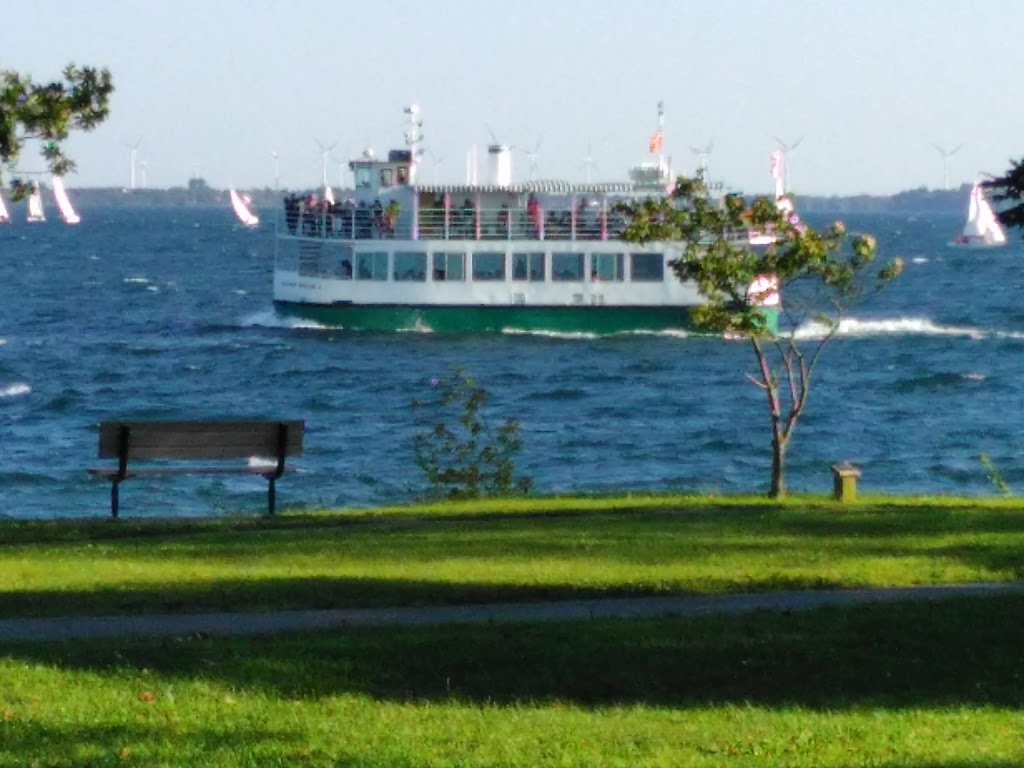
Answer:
[280,203,629,242]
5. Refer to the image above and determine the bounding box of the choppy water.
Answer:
[0,205,1022,518]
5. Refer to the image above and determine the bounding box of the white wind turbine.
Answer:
[932,142,963,191]
[314,138,337,187]
[773,136,803,194]
[690,139,714,181]
[520,136,543,181]
[125,137,143,190]
[271,150,280,191]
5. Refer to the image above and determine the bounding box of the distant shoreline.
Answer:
[15,182,976,216]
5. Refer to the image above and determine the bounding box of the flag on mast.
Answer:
[648,129,663,154]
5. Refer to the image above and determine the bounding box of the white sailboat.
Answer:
[26,183,45,223]
[52,175,81,224]
[949,182,1006,249]
[0,190,9,223]
[229,188,259,228]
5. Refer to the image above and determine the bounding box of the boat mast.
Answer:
[657,100,665,178]
[404,104,423,185]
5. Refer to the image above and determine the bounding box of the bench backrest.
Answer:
[98,420,305,461]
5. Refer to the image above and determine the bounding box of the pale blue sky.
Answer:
[5,0,1022,195]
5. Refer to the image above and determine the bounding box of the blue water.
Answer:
[1,205,1022,519]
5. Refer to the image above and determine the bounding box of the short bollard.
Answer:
[831,462,862,502]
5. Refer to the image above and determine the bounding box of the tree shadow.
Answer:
[3,594,1022,712]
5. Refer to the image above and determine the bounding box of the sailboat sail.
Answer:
[229,189,259,227]
[27,184,45,223]
[951,183,1006,248]
[52,176,81,224]
[0,190,9,223]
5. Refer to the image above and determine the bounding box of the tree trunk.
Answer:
[770,429,787,498]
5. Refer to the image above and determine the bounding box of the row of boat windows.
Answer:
[335,251,667,282]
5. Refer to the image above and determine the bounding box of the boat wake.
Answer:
[793,316,1024,340]
[239,309,343,330]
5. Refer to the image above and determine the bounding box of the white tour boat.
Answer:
[273,107,780,334]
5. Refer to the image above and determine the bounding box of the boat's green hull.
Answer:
[275,302,779,335]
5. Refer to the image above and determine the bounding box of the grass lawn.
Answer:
[1,494,1022,766]
[0,494,1022,618]
[1,595,1022,766]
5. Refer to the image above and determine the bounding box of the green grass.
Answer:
[0,494,1022,618]
[1,595,1023,766]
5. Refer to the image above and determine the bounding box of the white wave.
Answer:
[247,456,278,469]
[239,309,342,330]
[0,383,30,398]
[0,338,6,346]
[911,257,928,264]
[123,277,152,284]
[793,316,988,340]
[502,328,599,340]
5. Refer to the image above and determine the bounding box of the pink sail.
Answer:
[230,189,259,228]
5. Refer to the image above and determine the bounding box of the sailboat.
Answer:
[52,175,81,224]
[26,183,45,223]
[949,182,1006,249]
[745,150,802,246]
[229,188,259,228]
[0,189,9,223]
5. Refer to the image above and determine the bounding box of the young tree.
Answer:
[1,63,113,196]
[617,178,902,497]
[983,158,1024,234]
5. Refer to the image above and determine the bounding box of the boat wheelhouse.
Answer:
[273,111,779,335]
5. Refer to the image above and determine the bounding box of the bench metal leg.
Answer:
[267,477,276,515]
[111,480,120,519]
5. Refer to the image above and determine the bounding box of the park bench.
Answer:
[89,420,305,518]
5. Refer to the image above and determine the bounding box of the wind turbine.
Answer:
[124,137,143,190]
[580,140,599,183]
[271,150,280,191]
[690,140,714,181]
[519,136,543,181]
[932,142,963,191]
[139,158,149,188]
[773,136,803,194]
[314,138,337,187]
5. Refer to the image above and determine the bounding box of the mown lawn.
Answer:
[1,595,1022,767]
[0,493,1021,618]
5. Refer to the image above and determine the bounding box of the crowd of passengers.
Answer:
[282,193,629,240]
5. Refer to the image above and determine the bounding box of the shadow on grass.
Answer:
[0,574,860,618]
[3,595,1022,711]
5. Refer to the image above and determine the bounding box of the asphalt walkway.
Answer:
[1,581,1022,643]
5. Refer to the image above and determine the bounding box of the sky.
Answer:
[4,0,1023,196]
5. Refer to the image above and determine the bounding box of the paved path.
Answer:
[1,582,1022,643]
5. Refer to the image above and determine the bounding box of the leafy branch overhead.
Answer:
[0,63,113,196]
[983,158,1024,234]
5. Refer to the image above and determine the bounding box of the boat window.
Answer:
[591,253,624,282]
[552,252,584,282]
[432,252,465,281]
[397,166,408,185]
[512,252,545,281]
[630,252,665,282]
[380,168,394,188]
[472,252,505,281]
[356,251,389,281]
[394,251,426,282]
[336,244,355,280]
[355,166,372,189]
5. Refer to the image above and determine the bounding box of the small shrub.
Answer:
[979,453,1011,496]
[412,368,532,499]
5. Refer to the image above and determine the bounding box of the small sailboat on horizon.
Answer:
[229,189,260,228]
[0,189,9,223]
[26,183,45,223]
[949,182,1006,249]
[52,175,81,224]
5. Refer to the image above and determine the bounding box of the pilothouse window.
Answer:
[355,166,372,189]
